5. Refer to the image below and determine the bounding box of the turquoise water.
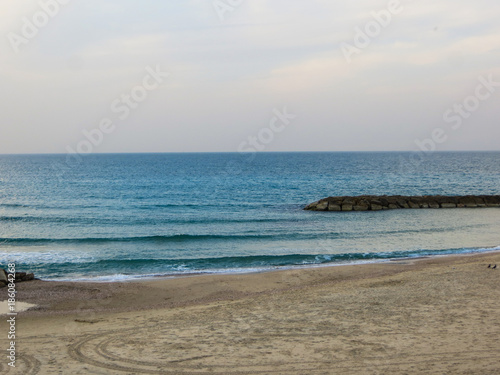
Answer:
[0,152,499,280]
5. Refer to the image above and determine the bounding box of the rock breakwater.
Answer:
[304,195,500,211]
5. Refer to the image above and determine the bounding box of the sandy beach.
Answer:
[1,251,500,374]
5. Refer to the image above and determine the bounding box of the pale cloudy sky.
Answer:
[1,0,499,154]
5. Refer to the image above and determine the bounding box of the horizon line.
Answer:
[1,150,500,156]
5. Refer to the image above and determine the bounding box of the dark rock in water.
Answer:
[315,201,328,211]
[304,202,317,210]
[441,203,457,208]
[21,273,35,282]
[459,196,477,207]
[304,195,500,212]
[429,202,440,209]
[408,201,420,209]
[0,270,36,288]
[484,196,500,207]
[353,204,369,211]
[0,269,7,287]
[396,199,410,209]
[15,272,27,281]
[379,197,389,206]
[328,203,341,211]
[474,197,486,207]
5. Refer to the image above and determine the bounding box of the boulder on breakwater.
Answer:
[304,195,500,212]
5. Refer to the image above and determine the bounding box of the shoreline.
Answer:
[2,250,500,373]
[29,244,500,283]
[8,248,500,316]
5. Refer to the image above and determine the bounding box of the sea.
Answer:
[0,152,499,281]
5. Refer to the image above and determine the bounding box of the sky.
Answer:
[1,0,499,154]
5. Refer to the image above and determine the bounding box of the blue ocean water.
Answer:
[0,152,499,281]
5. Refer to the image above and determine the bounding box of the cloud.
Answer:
[1,0,500,153]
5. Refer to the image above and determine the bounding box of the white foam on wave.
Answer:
[0,249,97,265]
[12,245,500,283]
[53,274,149,282]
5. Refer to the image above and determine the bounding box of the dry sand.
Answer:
[1,251,500,374]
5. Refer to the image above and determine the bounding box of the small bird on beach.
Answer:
[493,265,497,269]
[488,264,491,268]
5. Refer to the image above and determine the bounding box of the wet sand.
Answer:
[1,251,500,374]
[0,301,38,315]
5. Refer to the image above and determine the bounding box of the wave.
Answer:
[0,216,80,223]
[0,222,486,245]
[7,245,500,280]
[0,203,30,208]
[85,245,500,268]
[0,233,299,245]
[0,215,296,225]
[0,202,280,211]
